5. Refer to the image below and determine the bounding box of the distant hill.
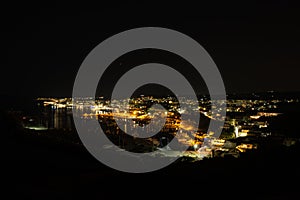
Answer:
[226,91,300,100]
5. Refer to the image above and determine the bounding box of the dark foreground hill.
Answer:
[3,132,300,199]
[2,110,300,199]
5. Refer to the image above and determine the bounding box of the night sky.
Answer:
[2,1,300,98]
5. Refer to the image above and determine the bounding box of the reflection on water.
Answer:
[53,107,73,130]
[38,105,74,130]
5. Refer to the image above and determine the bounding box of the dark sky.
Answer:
[2,1,300,97]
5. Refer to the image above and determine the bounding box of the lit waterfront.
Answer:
[17,94,300,160]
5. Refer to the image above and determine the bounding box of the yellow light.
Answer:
[250,115,260,119]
